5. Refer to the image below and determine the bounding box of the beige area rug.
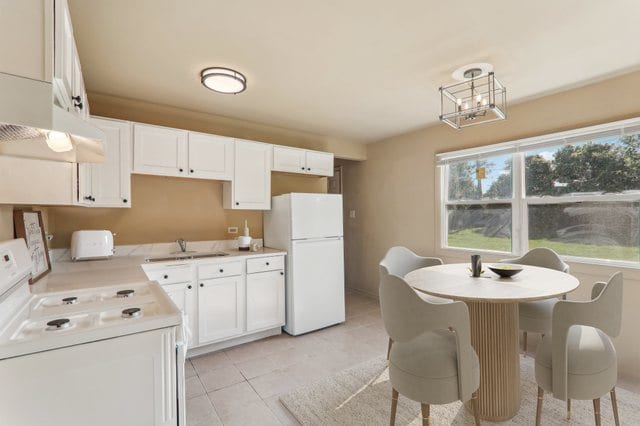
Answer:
[280,356,640,425]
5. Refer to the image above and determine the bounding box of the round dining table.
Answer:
[404,263,579,421]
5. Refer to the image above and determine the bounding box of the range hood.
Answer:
[0,72,104,163]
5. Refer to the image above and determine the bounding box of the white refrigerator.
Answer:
[264,193,345,335]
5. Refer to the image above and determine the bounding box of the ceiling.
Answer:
[68,0,640,143]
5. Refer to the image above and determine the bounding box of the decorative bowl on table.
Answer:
[487,264,523,278]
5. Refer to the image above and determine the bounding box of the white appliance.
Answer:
[71,230,115,260]
[0,239,186,426]
[264,193,345,335]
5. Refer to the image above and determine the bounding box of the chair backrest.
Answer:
[500,247,570,273]
[378,264,477,401]
[551,272,623,400]
[379,246,443,278]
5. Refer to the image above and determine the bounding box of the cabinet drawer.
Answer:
[145,265,192,284]
[198,261,243,279]
[247,255,284,274]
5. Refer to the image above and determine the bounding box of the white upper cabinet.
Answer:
[53,0,74,105]
[187,132,234,181]
[223,140,272,210]
[133,123,189,177]
[272,146,306,174]
[78,117,132,207]
[305,151,334,176]
[272,146,334,176]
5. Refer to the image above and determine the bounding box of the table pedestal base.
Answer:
[466,301,520,421]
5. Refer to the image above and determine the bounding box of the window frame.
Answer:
[437,117,640,268]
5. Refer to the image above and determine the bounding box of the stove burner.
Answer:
[121,308,142,319]
[62,297,78,305]
[46,318,71,330]
[116,289,135,298]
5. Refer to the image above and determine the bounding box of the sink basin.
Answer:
[145,251,229,263]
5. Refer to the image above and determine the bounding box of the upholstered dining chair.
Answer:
[534,272,623,426]
[379,259,481,425]
[380,246,451,358]
[500,248,570,354]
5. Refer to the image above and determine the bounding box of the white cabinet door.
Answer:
[133,124,188,177]
[305,151,334,176]
[71,51,88,119]
[197,277,244,344]
[53,0,74,110]
[246,270,285,332]
[162,282,197,347]
[273,146,306,174]
[187,132,234,180]
[223,140,272,210]
[78,117,132,207]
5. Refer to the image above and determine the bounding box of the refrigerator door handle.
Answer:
[293,236,343,243]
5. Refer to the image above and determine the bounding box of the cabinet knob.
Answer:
[307,167,311,171]
[179,168,184,172]
[163,274,168,279]
[123,199,128,203]
[219,269,224,273]
[235,202,239,206]
[280,272,284,275]
[187,285,192,289]
[301,166,305,170]
[90,196,96,202]
[83,195,92,201]
[266,262,270,266]
[200,283,204,287]
[190,169,194,173]
[72,95,83,110]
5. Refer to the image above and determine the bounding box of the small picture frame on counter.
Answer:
[13,209,51,284]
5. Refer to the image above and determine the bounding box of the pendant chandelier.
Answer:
[439,64,506,129]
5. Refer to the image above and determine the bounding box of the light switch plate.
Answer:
[228,227,238,234]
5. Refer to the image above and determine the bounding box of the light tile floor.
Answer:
[186,289,385,425]
[186,289,640,425]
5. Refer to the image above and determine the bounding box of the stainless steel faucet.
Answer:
[176,238,187,253]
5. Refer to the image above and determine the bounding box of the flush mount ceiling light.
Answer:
[439,63,506,129]
[200,67,247,94]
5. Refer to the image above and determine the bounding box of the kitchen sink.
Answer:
[145,252,230,262]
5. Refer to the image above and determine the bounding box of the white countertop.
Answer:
[32,247,286,294]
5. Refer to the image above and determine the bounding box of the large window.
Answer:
[438,118,640,265]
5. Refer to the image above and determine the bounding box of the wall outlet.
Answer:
[349,210,356,219]
[228,226,238,234]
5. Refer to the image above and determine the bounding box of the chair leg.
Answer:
[535,386,544,426]
[567,398,571,420]
[421,403,430,426]
[471,391,481,426]
[610,388,620,426]
[523,332,528,356]
[387,337,393,360]
[389,388,398,426]
[593,398,601,426]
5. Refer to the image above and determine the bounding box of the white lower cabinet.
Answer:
[161,281,197,346]
[197,276,245,344]
[246,270,285,332]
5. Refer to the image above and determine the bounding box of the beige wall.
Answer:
[343,70,640,379]
[46,172,326,248]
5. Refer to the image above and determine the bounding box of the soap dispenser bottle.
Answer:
[238,220,251,251]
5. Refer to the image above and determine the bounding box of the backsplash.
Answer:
[49,238,265,262]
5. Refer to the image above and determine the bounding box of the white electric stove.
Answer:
[0,239,186,426]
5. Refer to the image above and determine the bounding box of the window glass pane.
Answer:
[447,204,512,252]
[525,133,640,197]
[528,202,640,262]
[448,155,512,200]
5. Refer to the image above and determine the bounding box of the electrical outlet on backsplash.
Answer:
[48,238,264,262]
